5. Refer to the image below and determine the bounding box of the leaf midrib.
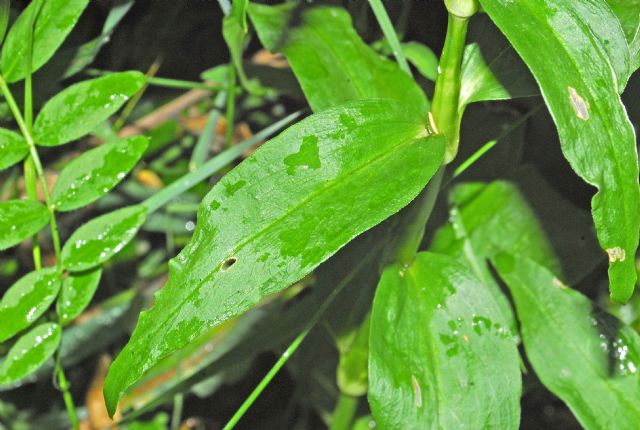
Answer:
[137,123,439,366]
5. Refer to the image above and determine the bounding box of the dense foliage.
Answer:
[0,0,639,429]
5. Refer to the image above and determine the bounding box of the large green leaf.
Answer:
[33,72,145,146]
[0,200,49,250]
[103,99,446,415]
[493,254,640,430]
[56,267,102,324]
[0,268,60,343]
[0,323,61,385]
[0,128,28,171]
[248,3,428,114]
[0,0,89,82]
[369,252,521,430]
[61,205,148,272]
[479,0,640,302]
[51,136,148,211]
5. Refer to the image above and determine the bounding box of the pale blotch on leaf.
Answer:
[568,86,589,121]
[552,277,567,289]
[411,375,423,408]
[606,246,626,263]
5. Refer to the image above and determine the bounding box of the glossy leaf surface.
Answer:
[0,268,60,343]
[0,0,89,82]
[51,136,148,211]
[33,72,145,147]
[0,128,28,171]
[104,99,446,415]
[369,252,521,430]
[249,3,428,113]
[61,205,148,272]
[479,0,640,302]
[493,254,640,430]
[56,268,102,324]
[0,323,61,386]
[0,200,49,251]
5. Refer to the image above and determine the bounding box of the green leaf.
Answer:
[460,14,538,108]
[369,252,521,430]
[0,128,29,171]
[248,3,428,114]
[0,268,61,343]
[61,205,148,272]
[62,0,135,79]
[33,72,145,147]
[0,0,89,82]
[0,200,49,250]
[479,0,640,302]
[0,323,61,385]
[607,0,640,72]
[0,0,9,46]
[431,180,560,274]
[51,136,148,211]
[223,0,260,93]
[103,99,446,416]
[493,254,640,430]
[402,41,438,81]
[56,267,102,324]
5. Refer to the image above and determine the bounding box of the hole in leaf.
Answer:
[221,256,237,271]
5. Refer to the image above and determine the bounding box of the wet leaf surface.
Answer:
[0,128,29,171]
[61,205,148,272]
[33,72,145,147]
[52,136,148,211]
[56,267,102,324]
[0,200,49,251]
[0,268,60,343]
[479,0,640,302]
[494,254,640,430]
[0,323,61,386]
[103,99,445,415]
[0,0,89,82]
[369,252,521,430]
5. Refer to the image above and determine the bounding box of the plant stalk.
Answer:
[431,12,470,163]
[0,75,77,428]
[329,393,358,430]
[0,76,62,268]
[389,4,474,265]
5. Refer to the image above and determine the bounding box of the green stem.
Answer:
[85,69,223,91]
[24,0,43,270]
[171,393,184,430]
[368,0,412,76]
[432,13,470,163]
[225,64,237,149]
[23,157,42,269]
[329,394,358,430]
[388,4,474,266]
[0,76,62,267]
[56,364,80,430]
[1,75,76,428]
[392,168,444,266]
